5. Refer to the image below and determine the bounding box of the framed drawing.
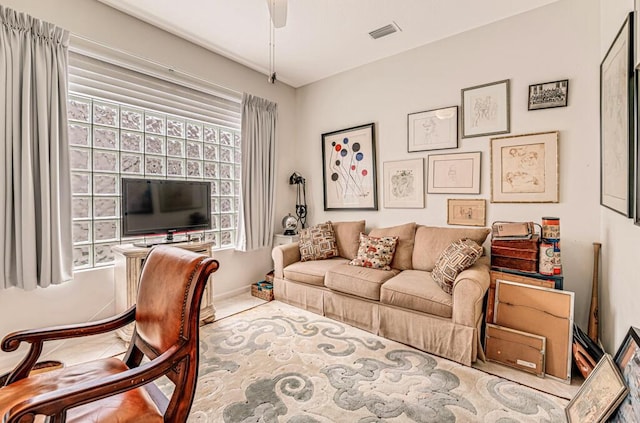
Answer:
[461,79,510,138]
[490,131,559,203]
[600,12,634,217]
[609,326,640,422]
[322,123,378,210]
[407,106,458,152]
[427,152,481,194]
[383,158,424,208]
[447,199,486,226]
[565,354,628,423]
[528,79,569,110]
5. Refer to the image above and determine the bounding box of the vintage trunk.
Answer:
[491,235,539,273]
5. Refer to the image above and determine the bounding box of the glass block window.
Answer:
[69,94,241,269]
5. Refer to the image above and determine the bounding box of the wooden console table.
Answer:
[112,242,216,340]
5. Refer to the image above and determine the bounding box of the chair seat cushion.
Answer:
[325,263,400,300]
[380,270,453,318]
[0,358,163,423]
[283,257,349,286]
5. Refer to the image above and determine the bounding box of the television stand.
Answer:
[132,239,183,248]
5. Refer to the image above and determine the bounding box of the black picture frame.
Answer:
[528,79,569,110]
[321,123,378,211]
[600,12,635,217]
[461,79,510,139]
[609,326,640,422]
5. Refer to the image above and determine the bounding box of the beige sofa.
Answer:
[272,221,491,366]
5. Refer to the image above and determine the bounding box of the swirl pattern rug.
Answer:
[184,301,568,422]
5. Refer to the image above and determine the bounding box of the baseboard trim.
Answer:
[215,285,252,302]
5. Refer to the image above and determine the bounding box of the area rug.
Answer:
[185,301,568,422]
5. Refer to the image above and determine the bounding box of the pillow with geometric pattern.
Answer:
[298,222,339,262]
[431,238,483,294]
[348,233,399,271]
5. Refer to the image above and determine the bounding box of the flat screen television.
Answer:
[121,178,211,246]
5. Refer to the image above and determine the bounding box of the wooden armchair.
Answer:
[0,246,219,423]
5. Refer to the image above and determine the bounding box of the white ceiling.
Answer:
[97,0,560,88]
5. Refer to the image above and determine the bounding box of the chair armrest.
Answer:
[272,242,301,279]
[1,307,136,385]
[451,258,490,328]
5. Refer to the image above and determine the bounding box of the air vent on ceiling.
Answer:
[369,22,402,40]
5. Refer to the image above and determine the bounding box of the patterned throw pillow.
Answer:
[348,233,399,271]
[298,222,339,261]
[432,238,483,294]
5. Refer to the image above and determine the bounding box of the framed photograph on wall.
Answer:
[322,123,378,210]
[609,326,640,422]
[461,79,510,138]
[383,158,424,208]
[407,106,458,152]
[427,151,481,194]
[528,79,569,110]
[490,131,559,203]
[565,354,628,423]
[447,199,486,226]
[600,12,634,217]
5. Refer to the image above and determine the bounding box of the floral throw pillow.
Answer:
[432,238,483,294]
[298,222,339,262]
[348,233,399,271]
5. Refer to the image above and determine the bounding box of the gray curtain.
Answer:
[236,93,277,251]
[0,6,73,289]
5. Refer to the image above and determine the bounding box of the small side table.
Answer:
[273,233,300,247]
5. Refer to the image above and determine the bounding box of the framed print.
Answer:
[427,151,481,194]
[383,158,424,208]
[407,106,458,152]
[490,131,559,203]
[322,123,378,210]
[528,79,569,110]
[461,79,510,138]
[565,354,628,423]
[600,12,634,216]
[447,199,486,226]
[609,326,640,422]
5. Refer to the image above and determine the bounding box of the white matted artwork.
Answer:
[461,79,510,138]
[383,158,424,208]
[407,106,458,152]
[427,151,481,194]
[490,131,559,203]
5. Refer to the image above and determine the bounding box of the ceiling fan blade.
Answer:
[266,0,287,28]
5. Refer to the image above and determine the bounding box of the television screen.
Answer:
[121,178,211,240]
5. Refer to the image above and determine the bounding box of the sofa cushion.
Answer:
[412,225,490,271]
[330,220,365,259]
[325,263,400,301]
[369,222,416,270]
[349,233,398,271]
[283,257,349,286]
[299,222,338,261]
[380,270,453,318]
[432,239,483,294]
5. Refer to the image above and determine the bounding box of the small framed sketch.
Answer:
[528,79,569,110]
[427,151,481,194]
[490,131,559,203]
[609,326,640,422]
[383,158,424,208]
[565,354,628,423]
[407,106,458,152]
[461,79,510,138]
[447,199,486,226]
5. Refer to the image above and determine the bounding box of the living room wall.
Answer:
[295,0,600,331]
[0,0,297,358]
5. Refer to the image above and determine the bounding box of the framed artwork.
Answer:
[490,131,559,203]
[407,106,458,152]
[383,158,424,208]
[528,79,569,110]
[600,12,634,217]
[461,79,510,138]
[322,123,378,210]
[427,151,481,194]
[447,199,486,226]
[609,326,640,422]
[565,354,628,423]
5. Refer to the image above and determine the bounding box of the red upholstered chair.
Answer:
[0,246,218,423]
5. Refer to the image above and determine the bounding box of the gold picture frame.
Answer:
[447,199,486,226]
[490,131,559,203]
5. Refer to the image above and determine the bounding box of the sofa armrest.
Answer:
[451,257,490,328]
[272,242,301,278]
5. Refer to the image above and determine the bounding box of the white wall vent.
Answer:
[369,22,402,40]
